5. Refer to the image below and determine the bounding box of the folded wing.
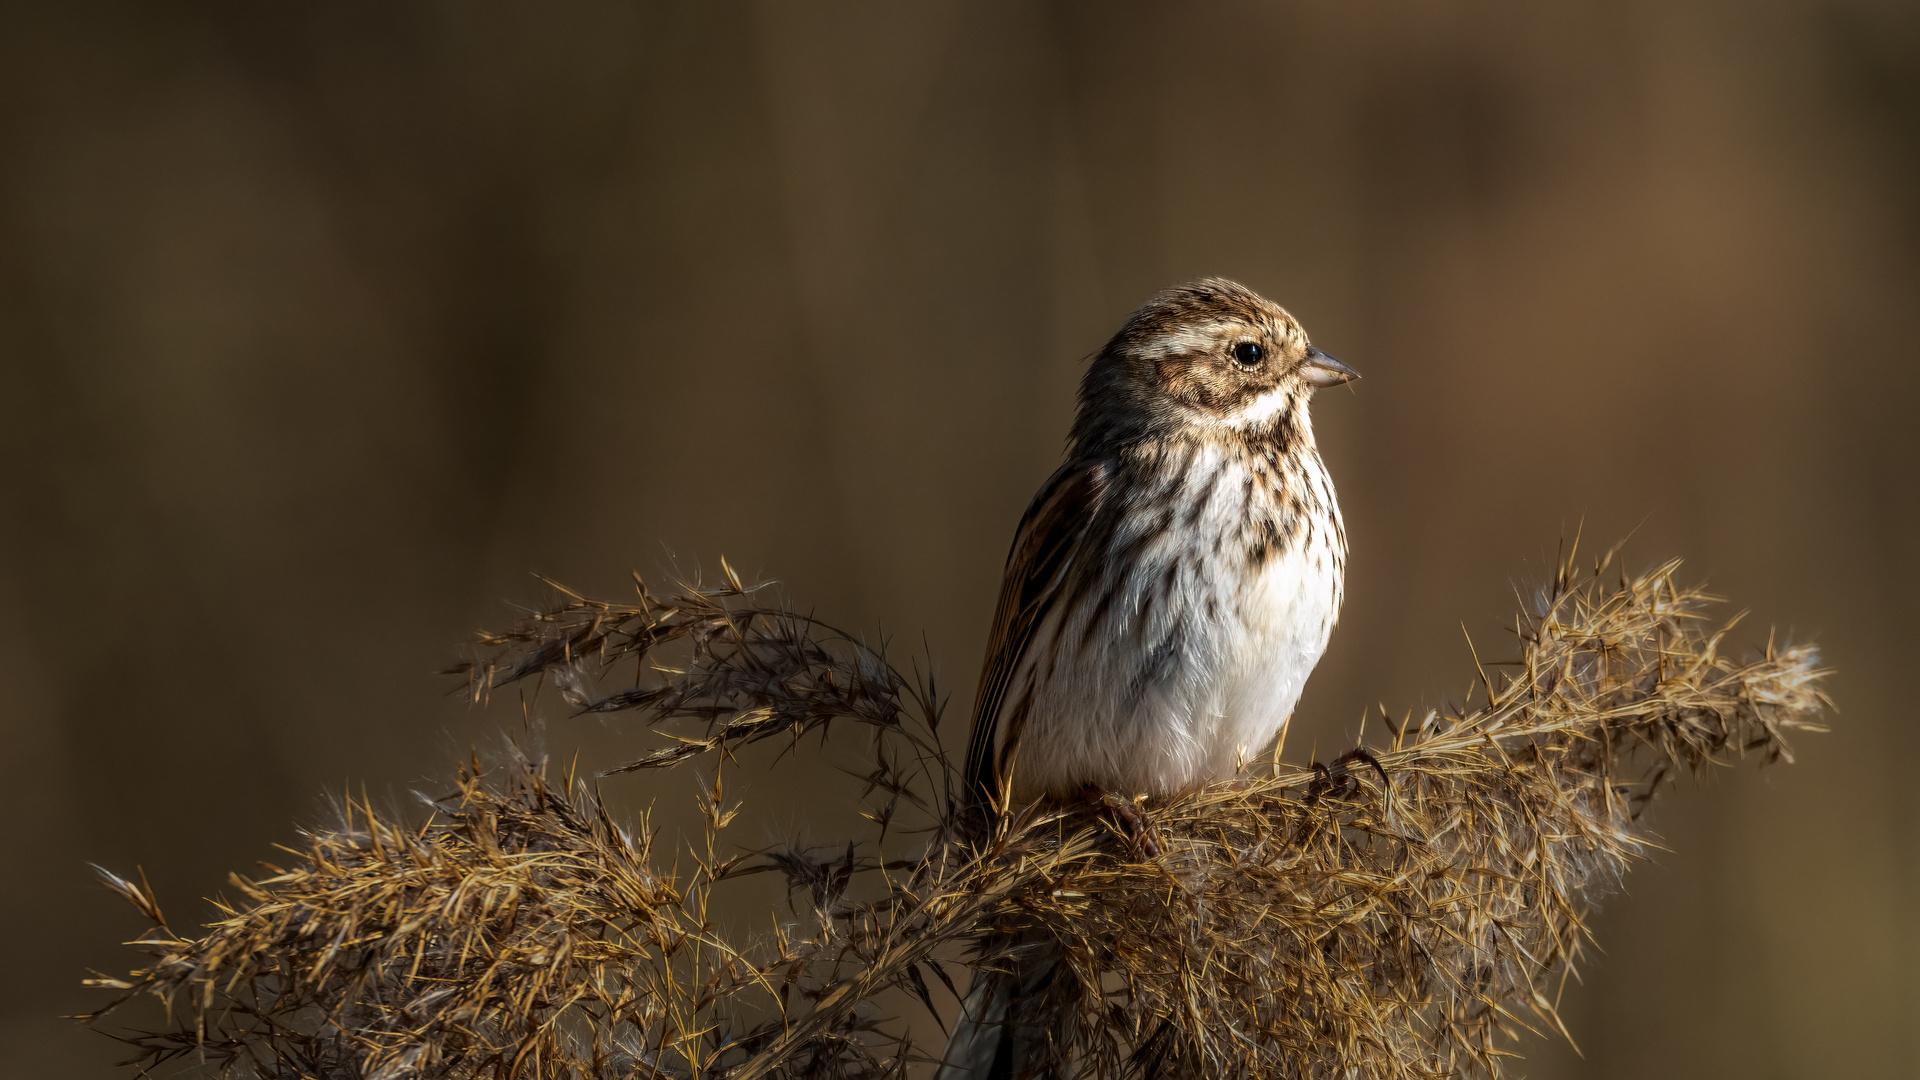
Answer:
[963,459,1110,807]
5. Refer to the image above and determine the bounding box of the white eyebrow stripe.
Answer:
[1139,320,1237,360]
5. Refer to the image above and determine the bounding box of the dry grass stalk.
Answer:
[82,550,1827,1078]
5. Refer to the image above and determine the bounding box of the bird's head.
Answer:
[1072,277,1357,450]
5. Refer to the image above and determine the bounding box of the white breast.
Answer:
[1199,525,1342,777]
[1002,447,1344,802]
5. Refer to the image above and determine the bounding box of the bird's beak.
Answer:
[1302,347,1360,388]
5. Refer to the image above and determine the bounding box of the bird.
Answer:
[937,277,1358,1080]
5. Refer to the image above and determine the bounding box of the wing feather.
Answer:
[964,460,1108,806]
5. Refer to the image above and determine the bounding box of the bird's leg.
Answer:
[1081,785,1162,860]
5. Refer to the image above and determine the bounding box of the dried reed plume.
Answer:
[83,549,1827,1079]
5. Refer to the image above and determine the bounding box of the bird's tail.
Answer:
[935,925,1074,1080]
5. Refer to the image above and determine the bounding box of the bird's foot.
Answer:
[1081,785,1162,860]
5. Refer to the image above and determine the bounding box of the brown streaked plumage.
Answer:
[941,277,1358,1080]
[961,277,1356,812]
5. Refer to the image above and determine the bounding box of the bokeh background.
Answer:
[4,1,1918,1075]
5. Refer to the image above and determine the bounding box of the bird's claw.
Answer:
[1083,785,1162,860]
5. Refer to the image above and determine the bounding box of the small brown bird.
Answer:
[940,278,1358,1079]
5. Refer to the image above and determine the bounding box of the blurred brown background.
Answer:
[3,1,1917,1075]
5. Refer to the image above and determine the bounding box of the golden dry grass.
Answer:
[82,546,1827,1079]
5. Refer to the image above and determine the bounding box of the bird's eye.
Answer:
[1231,341,1264,367]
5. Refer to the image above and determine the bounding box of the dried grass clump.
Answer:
[83,551,1827,1079]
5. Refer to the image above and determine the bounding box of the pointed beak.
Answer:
[1302,347,1360,388]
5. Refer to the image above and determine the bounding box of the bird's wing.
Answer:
[964,458,1109,806]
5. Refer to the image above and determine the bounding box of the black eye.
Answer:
[1231,341,1264,367]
